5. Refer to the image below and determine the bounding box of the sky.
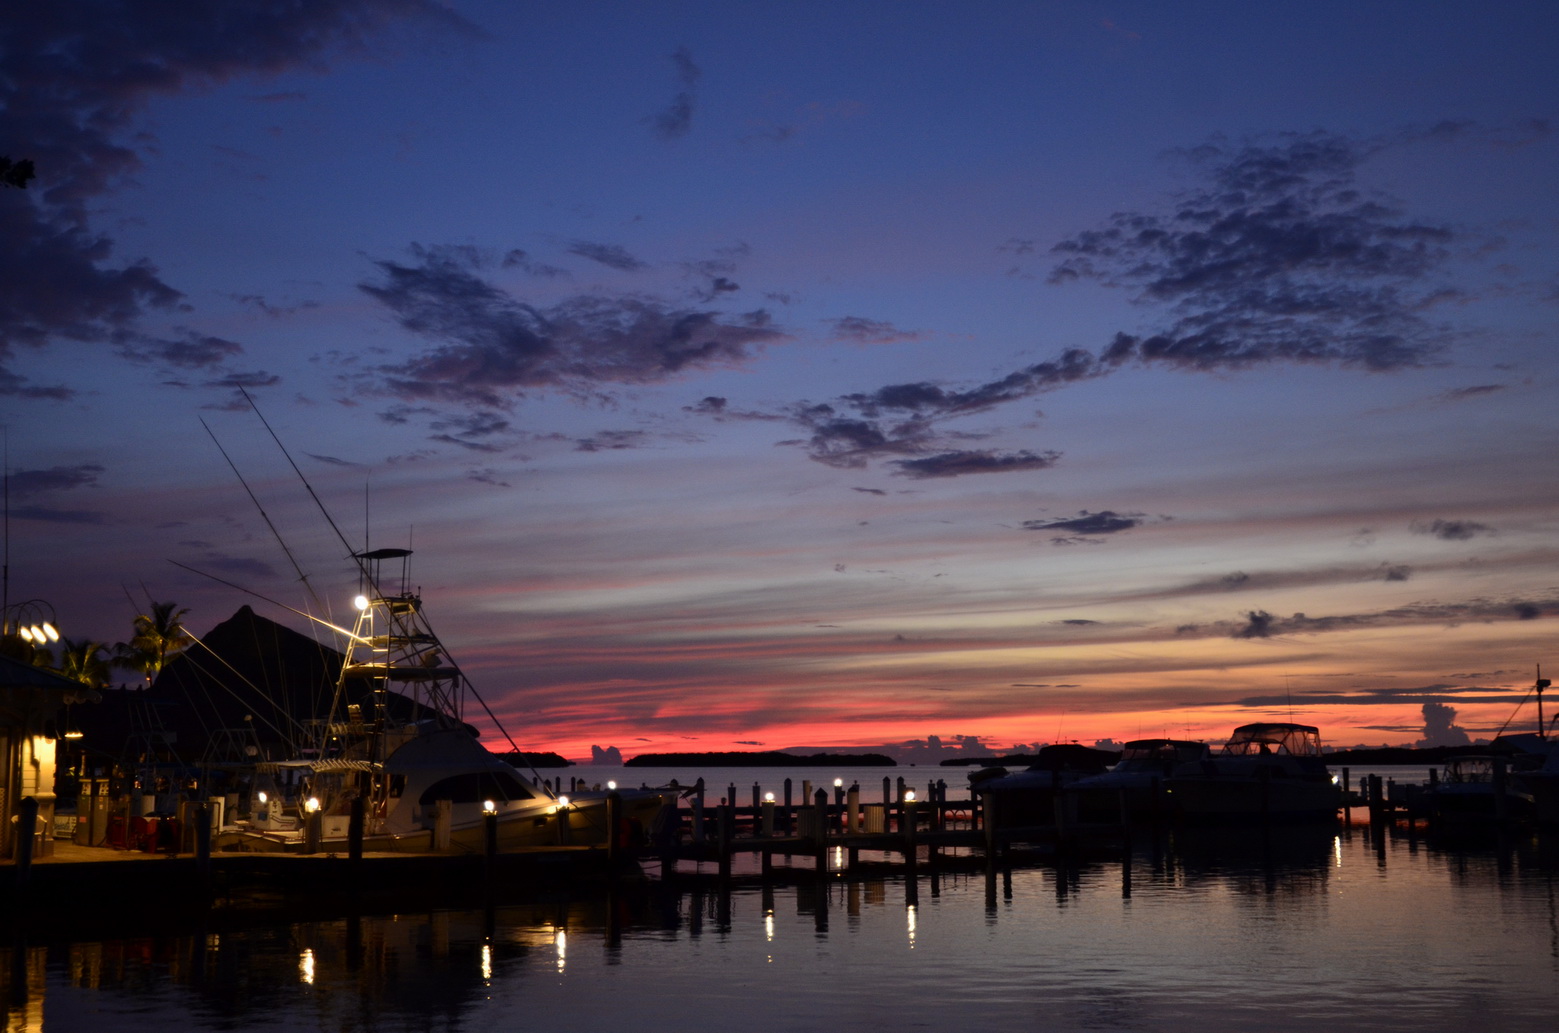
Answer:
[3,1,1558,762]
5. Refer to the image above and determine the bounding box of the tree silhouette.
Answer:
[123,601,193,684]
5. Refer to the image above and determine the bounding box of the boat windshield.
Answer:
[1119,739,1209,766]
[1222,723,1323,757]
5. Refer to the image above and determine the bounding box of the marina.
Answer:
[7,804,1559,1033]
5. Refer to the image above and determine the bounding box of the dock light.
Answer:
[764,792,775,803]
[905,790,916,802]
[483,799,497,814]
[304,797,320,813]
[556,795,569,808]
[41,622,59,642]
[606,780,617,790]
[834,778,843,788]
[353,594,370,611]
[257,792,268,805]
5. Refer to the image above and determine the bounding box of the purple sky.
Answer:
[3,2,1558,760]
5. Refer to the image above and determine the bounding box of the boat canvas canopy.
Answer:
[1223,723,1323,757]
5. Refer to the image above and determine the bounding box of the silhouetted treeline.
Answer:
[496,750,571,768]
[625,750,896,767]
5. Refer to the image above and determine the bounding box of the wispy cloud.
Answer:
[0,0,466,397]
[651,46,700,140]
[359,243,786,407]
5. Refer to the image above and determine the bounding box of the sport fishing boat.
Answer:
[1425,754,1534,824]
[218,548,670,855]
[1164,722,1341,821]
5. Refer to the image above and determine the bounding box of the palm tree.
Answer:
[54,637,110,688]
[125,600,193,685]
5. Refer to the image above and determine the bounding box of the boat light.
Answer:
[353,594,370,611]
[304,797,321,813]
[483,799,497,814]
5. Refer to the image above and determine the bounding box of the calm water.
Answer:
[9,765,1557,1032]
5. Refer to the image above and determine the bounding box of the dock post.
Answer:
[348,796,365,864]
[194,803,211,884]
[904,792,918,863]
[718,800,733,880]
[1493,759,1509,823]
[783,778,793,836]
[606,791,622,869]
[305,802,324,854]
[847,785,860,834]
[982,790,997,856]
[692,794,705,845]
[883,776,891,810]
[814,788,829,873]
[762,796,776,837]
[14,796,38,890]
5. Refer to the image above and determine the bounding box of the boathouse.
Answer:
[0,652,95,860]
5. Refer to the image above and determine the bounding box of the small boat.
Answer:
[1164,723,1341,821]
[219,549,670,854]
[1425,754,1533,824]
[1066,738,1210,821]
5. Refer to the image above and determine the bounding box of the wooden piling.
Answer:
[348,796,365,864]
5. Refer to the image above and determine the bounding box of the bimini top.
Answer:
[1222,723,1323,757]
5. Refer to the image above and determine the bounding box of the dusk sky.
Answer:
[4,2,1558,761]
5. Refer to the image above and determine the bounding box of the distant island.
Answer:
[626,750,896,767]
[496,750,571,768]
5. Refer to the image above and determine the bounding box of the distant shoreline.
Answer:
[624,750,896,767]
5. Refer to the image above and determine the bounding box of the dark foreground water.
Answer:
[8,813,1559,1033]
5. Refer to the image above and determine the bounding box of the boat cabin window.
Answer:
[417,770,537,806]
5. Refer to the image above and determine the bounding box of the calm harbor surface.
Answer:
[9,764,1558,1032]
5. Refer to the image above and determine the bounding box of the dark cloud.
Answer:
[1413,518,1494,541]
[0,1,464,395]
[828,316,920,344]
[501,249,566,278]
[360,244,785,407]
[651,46,700,140]
[892,450,1060,479]
[6,463,104,498]
[852,486,887,496]
[575,429,648,452]
[1049,131,1458,372]
[1023,510,1143,536]
[9,505,106,524]
[119,332,243,369]
[1177,593,1559,640]
[786,131,1479,478]
[1434,384,1505,403]
[567,240,648,272]
[683,396,726,415]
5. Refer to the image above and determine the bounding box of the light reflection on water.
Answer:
[11,823,1559,1033]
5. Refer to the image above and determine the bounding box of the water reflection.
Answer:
[8,826,1559,1032]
